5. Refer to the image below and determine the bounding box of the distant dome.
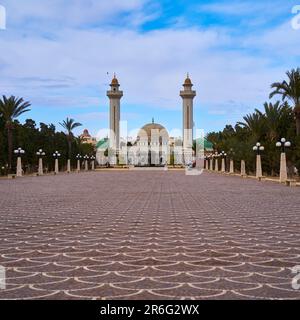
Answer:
[137,122,169,143]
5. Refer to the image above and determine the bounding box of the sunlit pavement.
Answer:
[0,171,300,300]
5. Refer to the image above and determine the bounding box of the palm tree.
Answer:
[0,96,31,172]
[59,118,82,160]
[255,102,283,142]
[237,111,265,142]
[270,68,300,135]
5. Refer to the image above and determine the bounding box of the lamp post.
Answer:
[253,143,264,179]
[14,148,25,177]
[76,154,82,172]
[53,151,61,174]
[36,149,46,176]
[90,156,96,171]
[84,155,89,171]
[276,138,291,183]
[220,151,227,173]
[214,152,219,172]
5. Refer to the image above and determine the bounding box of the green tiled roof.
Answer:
[196,138,214,150]
[96,138,109,150]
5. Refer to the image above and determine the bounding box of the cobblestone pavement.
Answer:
[0,171,300,300]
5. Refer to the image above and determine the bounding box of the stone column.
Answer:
[214,158,219,172]
[77,160,81,172]
[54,159,59,175]
[210,159,213,171]
[241,160,246,176]
[67,159,71,173]
[221,158,225,172]
[279,152,287,183]
[230,160,234,174]
[85,160,88,171]
[205,160,209,170]
[38,158,43,176]
[256,155,263,178]
[91,161,95,171]
[16,157,22,177]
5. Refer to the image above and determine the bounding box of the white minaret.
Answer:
[180,74,196,164]
[107,74,123,165]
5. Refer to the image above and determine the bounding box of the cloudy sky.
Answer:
[0,0,300,139]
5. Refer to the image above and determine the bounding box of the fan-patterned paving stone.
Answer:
[0,171,300,299]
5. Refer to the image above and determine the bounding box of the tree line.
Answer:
[206,68,300,176]
[0,96,94,175]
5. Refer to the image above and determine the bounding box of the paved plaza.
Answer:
[0,171,300,300]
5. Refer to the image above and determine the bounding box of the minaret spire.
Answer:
[180,74,196,165]
[107,75,123,165]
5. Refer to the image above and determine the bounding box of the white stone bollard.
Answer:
[77,160,81,172]
[221,158,225,172]
[85,160,88,171]
[256,155,263,178]
[16,157,22,177]
[67,159,71,173]
[241,160,246,176]
[279,152,288,183]
[230,160,234,174]
[55,159,59,175]
[214,159,219,172]
[209,159,213,170]
[38,158,43,176]
[91,161,95,171]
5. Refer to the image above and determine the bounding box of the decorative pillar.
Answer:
[91,161,95,171]
[38,158,43,176]
[85,160,88,171]
[221,158,225,173]
[210,159,213,171]
[279,152,288,183]
[16,157,22,177]
[241,160,246,176]
[67,159,71,173]
[77,160,81,172]
[54,159,59,174]
[229,160,234,174]
[214,158,219,172]
[256,155,263,178]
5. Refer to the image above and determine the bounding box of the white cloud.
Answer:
[0,0,299,133]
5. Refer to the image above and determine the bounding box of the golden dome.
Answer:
[184,76,192,86]
[111,77,119,85]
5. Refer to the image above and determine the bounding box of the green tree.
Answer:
[0,96,31,172]
[59,118,82,160]
[270,68,300,135]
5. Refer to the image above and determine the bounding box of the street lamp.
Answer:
[76,154,82,172]
[84,155,89,171]
[14,147,25,177]
[214,152,219,172]
[276,138,291,183]
[53,151,61,174]
[36,149,46,176]
[90,155,96,171]
[219,151,227,173]
[253,142,264,179]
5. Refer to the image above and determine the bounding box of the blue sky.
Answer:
[0,0,300,139]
